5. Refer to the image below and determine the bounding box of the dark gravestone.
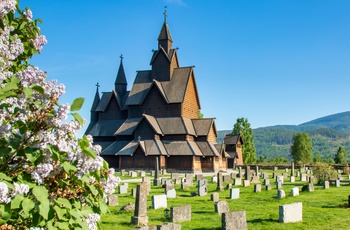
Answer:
[245,165,250,180]
[153,157,161,186]
[217,171,224,191]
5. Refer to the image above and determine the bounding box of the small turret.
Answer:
[90,82,100,122]
[115,54,127,95]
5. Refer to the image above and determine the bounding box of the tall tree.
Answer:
[232,118,257,164]
[334,146,346,164]
[290,132,313,163]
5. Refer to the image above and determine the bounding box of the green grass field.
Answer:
[101,171,350,230]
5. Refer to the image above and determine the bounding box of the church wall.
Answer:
[166,156,193,170]
[102,156,119,169]
[181,74,200,119]
[119,147,156,169]
[207,126,217,143]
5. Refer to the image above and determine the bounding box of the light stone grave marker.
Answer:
[211,192,219,202]
[243,180,250,187]
[170,205,191,222]
[234,178,241,186]
[214,200,229,215]
[152,194,167,209]
[324,181,330,189]
[166,188,176,199]
[222,210,248,230]
[107,194,118,206]
[254,184,262,193]
[119,184,128,194]
[290,187,299,196]
[217,171,224,191]
[230,188,240,199]
[279,202,302,223]
[198,178,208,196]
[277,189,286,199]
[131,183,148,226]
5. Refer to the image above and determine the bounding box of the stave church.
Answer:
[85,11,242,172]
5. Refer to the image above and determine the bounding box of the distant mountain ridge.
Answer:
[217,111,350,160]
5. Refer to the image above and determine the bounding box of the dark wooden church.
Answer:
[85,12,230,172]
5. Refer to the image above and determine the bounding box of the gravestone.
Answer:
[107,194,118,206]
[274,166,278,171]
[245,165,250,180]
[285,168,289,172]
[211,176,218,183]
[153,157,161,186]
[231,173,237,179]
[263,179,270,185]
[335,180,340,187]
[164,180,174,194]
[276,175,284,183]
[291,162,295,177]
[276,181,282,190]
[150,170,155,177]
[222,210,248,230]
[170,205,191,222]
[157,223,181,230]
[140,171,146,177]
[277,189,286,199]
[262,172,269,179]
[243,180,250,187]
[279,202,302,223]
[119,184,128,194]
[142,177,151,195]
[131,171,137,178]
[226,184,232,190]
[185,174,194,186]
[254,184,262,193]
[223,174,231,183]
[238,167,242,178]
[265,184,272,191]
[211,192,219,202]
[296,171,300,177]
[290,187,299,197]
[230,188,240,199]
[174,179,181,185]
[250,176,260,183]
[217,171,224,191]
[324,181,330,189]
[195,174,203,181]
[308,176,315,184]
[290,176,295,183]
[234,178,241,186]
[198,178,208,196]
[300,174,307,182]
[282,173,288,179]
[215,200,229,215]
[152,194,167,209]
[171,173,180,180]
[255,165,259,176]
[121,169,125,176]
[166,188,176,199]
[306,183,314,192]
[131,183,148,226]
[131,188,137,198]
[181,181,189,190]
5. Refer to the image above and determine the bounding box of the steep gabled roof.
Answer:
[125,71,152,105]
[224,134,244,145]
[91,86,100,112]
[162,140,201,156]
[158,22,173,42]
[95,92,113,112]
[196,141,220,156]
[85,120,125,136]
[142,140,167,156]
[156,117,196,136]
[192,118,215,136]
[161,67,192,103]
[114,117,142,135]
[101,141,130,155]
[115,58,127,85]
[143,114,163,135]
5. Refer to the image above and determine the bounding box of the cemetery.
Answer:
[101,166,350,229]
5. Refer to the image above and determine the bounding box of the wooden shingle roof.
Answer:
[101,141,130,155]
[85,120,124,137]
[162,140,201,156]
[114,117,142,135]
[224,134,244,145]
[192,118,215,136]
[126,71,152,105]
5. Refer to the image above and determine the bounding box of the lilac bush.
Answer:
[0,1,119,229]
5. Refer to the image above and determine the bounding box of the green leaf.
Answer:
[31,84,44,95]
[38,197,50,220]
[11,194,24,209]
[56,198,72,210]
[22,198,35,214]
[55,221,69,229]
[32,186,49,200]
[71,97,85,111]
[88,184,98,196]
[23,87,32,98]
[62,161,77,173]
[72,113,84,127]
[82,146,96,159]
[53,206,66,220]
[0,204,11,221]
[0,172,12,181]
[99,200,108,215]
[25,148,42,164]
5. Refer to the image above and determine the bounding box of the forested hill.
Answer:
[217,111,350,160]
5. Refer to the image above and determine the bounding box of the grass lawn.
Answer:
[101,170,350,230]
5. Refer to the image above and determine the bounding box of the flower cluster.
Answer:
[0,1,118,229]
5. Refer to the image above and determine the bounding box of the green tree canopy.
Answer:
[232,118,257,164]
[334,146,346,164]
[290,132,313,163]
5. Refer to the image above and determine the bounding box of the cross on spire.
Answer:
[163,6,167,22]
[120,54,123,60]
[95,82,100,88]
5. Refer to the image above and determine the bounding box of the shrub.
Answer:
[0,1,118,229]
[312,162,337,185]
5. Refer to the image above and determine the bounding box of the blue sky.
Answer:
[21,0,350,135]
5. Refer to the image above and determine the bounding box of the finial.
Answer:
[163,6,167,22]
[176,47,179,50]
[95,82,100,88]
[120,54,124,60]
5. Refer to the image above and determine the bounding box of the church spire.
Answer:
[115,54,127,95]
[157,6,173,53]
[90,82,100,122]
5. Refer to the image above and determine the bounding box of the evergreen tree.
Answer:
[334,146,346,164]
[232,118,257,164]
[290,132,313,163]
